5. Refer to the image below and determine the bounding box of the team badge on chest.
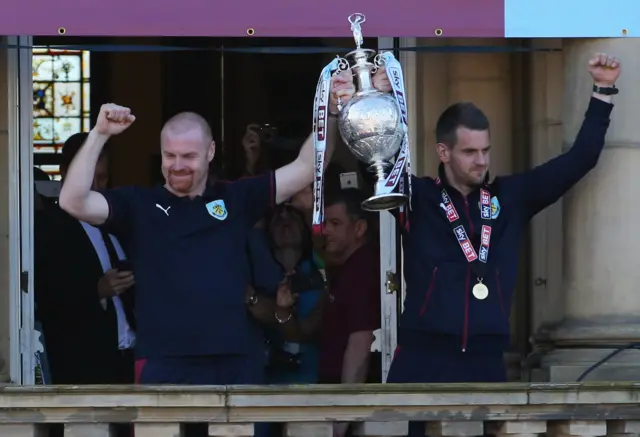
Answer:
[490,196,501,219]
[205,199,228,221]
[478,195,501,219]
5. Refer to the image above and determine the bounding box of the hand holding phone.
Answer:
[115,260,133,272]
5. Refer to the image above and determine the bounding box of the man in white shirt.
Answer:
[34,132,136,391]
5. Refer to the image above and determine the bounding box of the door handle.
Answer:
[385,271,399,294]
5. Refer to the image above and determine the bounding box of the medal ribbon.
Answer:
[312,58,340,235]
[436,179,492,279]
[379,52,413,227]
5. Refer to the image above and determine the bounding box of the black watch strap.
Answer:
[593,84,619,95]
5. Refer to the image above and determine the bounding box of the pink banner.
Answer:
[3,0,504,37]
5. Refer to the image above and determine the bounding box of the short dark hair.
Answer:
[33,167,51,181]
[435,102,489,147]
[267,203,314,256]
[325,187,375,224]
[60,132,108,171]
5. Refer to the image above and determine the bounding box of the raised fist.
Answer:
[588,53,621,87]
[94,103,136,136]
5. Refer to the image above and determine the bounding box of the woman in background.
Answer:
[261,203,325,384]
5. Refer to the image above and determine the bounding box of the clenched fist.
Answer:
[329,70,356,115]
[94,103,136,137]
[372,66,392,93]
[588,53,621,87]
[328,66,394,113]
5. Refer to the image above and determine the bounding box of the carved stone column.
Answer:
[539,38,640,381]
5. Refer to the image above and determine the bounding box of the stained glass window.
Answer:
[32,47,90,180]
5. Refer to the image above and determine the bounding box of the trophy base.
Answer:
[361,192,408,212]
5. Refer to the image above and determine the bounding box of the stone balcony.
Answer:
[2,383,640,437]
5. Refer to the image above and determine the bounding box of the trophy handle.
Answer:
[371,54,385,75]
[334,56,350,74]
[332,56,351,112]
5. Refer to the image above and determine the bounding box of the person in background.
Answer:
[33,167,53,213]
[33,166,53,386]
[245,202,325,384]
[240,123,277,177]
[35,133,136,386]
[286,162,349,272]
[35,133,136,437]
[243,195,331,437]
[274,188,381,437]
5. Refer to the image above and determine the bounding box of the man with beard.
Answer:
[58,72,351,437]
[353,52,621,436]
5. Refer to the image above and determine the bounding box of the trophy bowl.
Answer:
[337,46,408,212]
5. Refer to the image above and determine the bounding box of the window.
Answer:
[32,48,90,180]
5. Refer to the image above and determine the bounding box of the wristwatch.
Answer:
[246,294,258,306]
[593,84,619,95]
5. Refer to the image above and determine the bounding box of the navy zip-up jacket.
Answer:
[399,97,613,354]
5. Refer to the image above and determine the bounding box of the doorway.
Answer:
[26,35,398,384]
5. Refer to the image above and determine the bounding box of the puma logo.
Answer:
[155,204,171,216]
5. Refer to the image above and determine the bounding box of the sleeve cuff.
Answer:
[586,96,614,118]
[96,190,116,229]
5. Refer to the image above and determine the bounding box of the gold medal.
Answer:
[472,282,489,300]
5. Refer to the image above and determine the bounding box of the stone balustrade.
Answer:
[1,383,640,437]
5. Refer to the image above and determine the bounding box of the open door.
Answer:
[377,211,399,382]
[373,38,398,383]
[7,35,36,385]
[375,38,418,382]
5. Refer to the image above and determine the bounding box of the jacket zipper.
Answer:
[461,197,474,352]
[463,197,475,237]
[496,270,507,318]
[462,266,470,352]
[419,267,438,316]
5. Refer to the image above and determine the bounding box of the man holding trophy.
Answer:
[58,72,353,437]
[319,12,619,424]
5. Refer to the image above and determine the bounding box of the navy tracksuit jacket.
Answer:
[388,97,613,385]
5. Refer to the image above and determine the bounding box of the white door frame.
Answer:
[377,209,397,383]
[397,38,418,316]
[7,35,35,385]
[6,36,22,384]
[376,37,417,382]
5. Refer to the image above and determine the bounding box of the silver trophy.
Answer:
[336,13,407,211]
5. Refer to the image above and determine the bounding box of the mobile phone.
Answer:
[289,273,325,294]
[339,172,359,189]
[115,260,133,271]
